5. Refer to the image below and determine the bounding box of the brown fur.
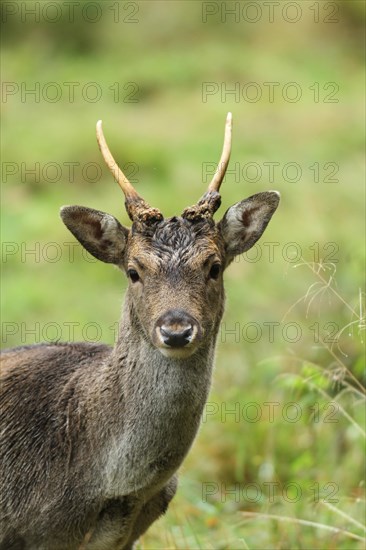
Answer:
[1,191,279,549]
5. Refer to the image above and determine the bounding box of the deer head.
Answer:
[61,114,280,359]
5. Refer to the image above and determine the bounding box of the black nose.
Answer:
[160,325,193,348]
[156,309,198,348]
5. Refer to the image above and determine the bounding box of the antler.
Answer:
[182,113,233,220]
[207,112,232,193]
[96,120,162,224]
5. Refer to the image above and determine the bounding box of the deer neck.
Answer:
[97,293,221,495]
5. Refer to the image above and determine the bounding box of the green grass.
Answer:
[1,2,365,548]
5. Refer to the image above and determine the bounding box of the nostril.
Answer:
[182,326,193,339]
[160,325,193,348]
[160,326,170,339]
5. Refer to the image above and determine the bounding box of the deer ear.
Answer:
[218,191,280,265]
[60,206,129,264]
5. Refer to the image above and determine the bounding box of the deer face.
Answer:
[60,115,280,358]
[125,217,224,358]
[61,190,279,358]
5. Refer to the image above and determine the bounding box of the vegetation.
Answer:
[1,2,364,548]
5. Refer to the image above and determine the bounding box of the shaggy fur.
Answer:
[0,192,279,549]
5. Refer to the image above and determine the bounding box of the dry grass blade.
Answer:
[239,511,366,543]
[319,500,366,533]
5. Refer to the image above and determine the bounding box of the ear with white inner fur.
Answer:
[60,206,129,264]
[218,191,280,266]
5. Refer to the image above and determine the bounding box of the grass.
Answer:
[1,2,365,548]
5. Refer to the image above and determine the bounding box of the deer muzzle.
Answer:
[154,309,202,358]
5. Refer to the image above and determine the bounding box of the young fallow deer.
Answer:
[0,114,280,550]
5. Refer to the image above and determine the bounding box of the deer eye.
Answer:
[127,269,140,283]
[209,263,221,280]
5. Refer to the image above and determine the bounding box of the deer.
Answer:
[0,113,280,550]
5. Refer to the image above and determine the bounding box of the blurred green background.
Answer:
[1,1,365,548]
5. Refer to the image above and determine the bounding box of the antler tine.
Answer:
[96,120,163,224]
[207,112,232,193]
[181,113,233,221]
[96,120,140,201]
